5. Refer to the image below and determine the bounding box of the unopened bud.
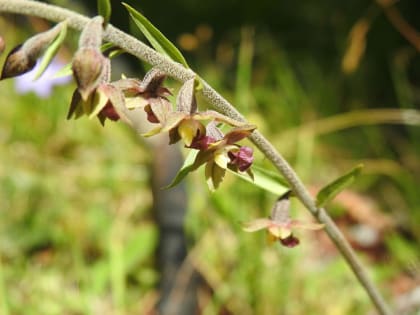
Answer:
[72,16,107,101]
[0,22,65,80]
[72,48,107,100]
[0,45,35,79]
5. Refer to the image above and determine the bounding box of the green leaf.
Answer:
[53,62,72,78]
[101,42,125,58]
[33,21,67,80]
[166,150,290,194]
[227,164,290,196]
[97,0,111,26]
[122,3,189,68]
[164,150,200,189]
[316,164,364,208]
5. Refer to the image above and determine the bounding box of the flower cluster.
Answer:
[0,17,256,191]
[141,76,256,190]
[0,15,327,249]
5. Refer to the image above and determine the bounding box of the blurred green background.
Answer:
[0,0,419,314]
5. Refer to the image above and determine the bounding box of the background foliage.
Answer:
[0,0,419,314]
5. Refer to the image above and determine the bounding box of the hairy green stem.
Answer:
[0,1,393,314]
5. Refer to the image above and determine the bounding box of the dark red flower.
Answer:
[99,102,120,121]
[228,146,254,172]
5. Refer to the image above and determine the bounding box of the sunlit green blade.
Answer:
[227,164,290,196]
[122,3,189,68]
[97,0,111,26]
[53,62,72,78]
[164,150,200,189]
[316,164,364,208]
[33,21,67,80]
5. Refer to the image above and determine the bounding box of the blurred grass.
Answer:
[1,4,420,315]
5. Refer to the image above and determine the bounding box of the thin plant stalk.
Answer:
[0,1,394,314]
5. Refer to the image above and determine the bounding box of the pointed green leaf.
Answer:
[33,21,67,80]
[227,164,290,196]
[108,48,124,58]
[164,150,199,189]
[97,0,111,26]
[53,62,72,78]
[101,42,125,58]
[316,164,364,208]
[122,3,189,68]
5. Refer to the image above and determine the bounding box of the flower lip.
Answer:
[189,135,217,150]
[99,102,120,121]
[280,234,300,248]
[228,146,254,172]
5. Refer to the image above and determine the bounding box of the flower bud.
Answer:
[72,48,107,101]
[1,22,65,80]
[72,16,107,101]
[0,45,35,80]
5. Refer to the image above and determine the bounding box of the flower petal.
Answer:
[290,220,325,230]
[88,84,112,119]
[178,119,205,146]
[268,225,292,239]
[176,77,197,114]
[161,112,187,132]
[149,97,172,123]
[144,104,160,123]
[214,150,230,169]
[189,135,217,150]
[205,159,226,191]
[125,95,148,109]
[139,68,166,95]
[241,218,272,232]
[224,125,256,145]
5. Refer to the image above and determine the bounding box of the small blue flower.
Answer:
[14,58,71,98]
